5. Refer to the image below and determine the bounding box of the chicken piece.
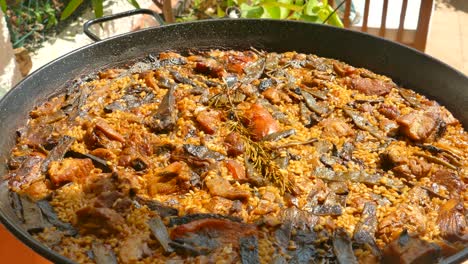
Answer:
[392,158,432,180]
[196,110,221,134]
[95,119,125,143]
[349,77,394,96]
[194,58,225,78]
[224,132,245,157]
[76,206,125,236]
[437,199,468,242]
[23,180,51,201]
[205,177,250,201]
[225,160,246,181]
[262,87,282,104]
[118,234,151,262]
[397,109,442,142]
[321,118,354,138]
[382,230,440,264]
[379,104,400,120]
[431,169,466,196]
[48,158,94,186]
[243,103,280,141]
[224,51,256,74]
[157,161,191,181]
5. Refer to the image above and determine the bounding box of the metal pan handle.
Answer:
[83,9,164,42]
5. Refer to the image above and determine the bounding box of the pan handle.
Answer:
[83,9,164,42]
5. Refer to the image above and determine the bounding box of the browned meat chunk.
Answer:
[392,158,432,180]
[321,118,354,138]
[147,161,195,196]
[76,206,125,236]
[349,78,394,96]
[170,218,257,255]
[158,161,191,181]
[29,96,65,118]
[379,104,400,120]
[224,132,245,157]
[206,177,250,201]
[262,87,281,104]
[23,180,51,201]
[437,199,468,242]
[243,103,280,141]
[48,158,94,186]
[382,230,440,264]
[333,62,356,77]
[140,70,158,89]
[397,109,443,142]
[118,234,151,262]
[196,110,220,134]
[98,69,124,79]
[8,154,45,192]
[379,118,399,137]
[431,169,466,195]
[195,59,225,78]
[225,160,246,181]
[225,52,256,74]
[95,119,125,143]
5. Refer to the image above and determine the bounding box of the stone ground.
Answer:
[426,0,468,75]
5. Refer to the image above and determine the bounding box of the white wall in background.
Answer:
[352,0,421,29]
[0,11,22,96]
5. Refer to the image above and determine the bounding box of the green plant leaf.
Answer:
[324,4,343,27]
[91,0,104,18]
[300,14,320,23]
[240,3,263,18]
[0,0,7,13]
[60,0,84,20]
[217,4,225,17]
[304,0,319,16]
[261,5,280,19]
[295,0,304,6]
[127,0,141,9]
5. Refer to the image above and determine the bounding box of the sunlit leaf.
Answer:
[60,0,83,20]
[240,3,263,18]
[127,0,140,9]
[300,14,320,23]
[294,0,304,6]
[304,0,319,16]
[261,5,280,19]
[324,4,343,27]
[217,4,225,17]
[91,0,104,18]
[262,1,303,12]
[0,0,6,13]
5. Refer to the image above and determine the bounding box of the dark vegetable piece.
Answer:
[9,191,23,220]
[263,129,296,142]
[134,196,178,218]
[8,154,45,192]
[92,242,118,264]
[170,218,257,255]
[353,202,381,257]
[149,217,173,253]
[333,228,358,264]
[149,86,177,133]
[65,150,112,173]
[41,135,75,173]
[37,200,77,236]
[382,230,440,264]
[258,78,275,92]
[301,90,328,115]
[169,213,242,227]
[399,88,422,108]
[313,192,345,216]
[313,167,381,185]
[20,195,50,233]
[344,107,385,140]
[242,58,266,84]
[240,235,260,264]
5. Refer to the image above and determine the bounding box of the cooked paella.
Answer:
[4,49,467,263]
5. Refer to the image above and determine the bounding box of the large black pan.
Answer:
[0,9,467,264]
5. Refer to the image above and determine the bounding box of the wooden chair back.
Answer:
[330,0,434,51]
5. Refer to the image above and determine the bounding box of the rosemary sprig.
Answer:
[227,120,293,194]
